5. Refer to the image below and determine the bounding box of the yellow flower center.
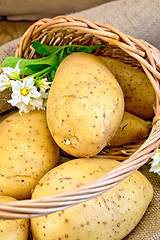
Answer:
[21,87,30,96]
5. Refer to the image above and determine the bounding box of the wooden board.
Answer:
[0,0,114,46]
[0,21,34,46]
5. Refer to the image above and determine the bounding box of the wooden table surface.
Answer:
[0,0,115,46]
[0,21,34,46]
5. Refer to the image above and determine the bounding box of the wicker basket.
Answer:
[0,15,160,219]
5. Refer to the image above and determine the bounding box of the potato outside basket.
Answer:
[0,15,160,219]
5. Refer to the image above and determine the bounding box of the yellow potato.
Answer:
[0,195,29,240]
[108,111,151,146]
[31,158,153,240]
[0,110,59,199]
[47,52,124,157]
[98,56,156,119]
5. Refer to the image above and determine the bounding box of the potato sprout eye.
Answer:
[64,139,70,145]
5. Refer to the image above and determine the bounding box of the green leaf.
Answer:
[1,54,59,75]
[1,43,103,81]
[32,42,61,55]
[24,64,50,75]
[1,56,22,69]
[87,44,104,51]
[32,42,103,56]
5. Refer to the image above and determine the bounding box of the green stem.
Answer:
[32,66,52,78]
[39,68,53,79]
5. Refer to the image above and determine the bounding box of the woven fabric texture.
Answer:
[69,0,160,50]
[125,165,160,240]
[0,0,160,239]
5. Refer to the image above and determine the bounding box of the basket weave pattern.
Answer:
[0,16,160,219]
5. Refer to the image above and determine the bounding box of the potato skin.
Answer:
[0,196,29,240]
[98,56,156,119]
[47,52,124,157]
[31,158,153,240]
[0,110,59,199]
[108,111,151,146]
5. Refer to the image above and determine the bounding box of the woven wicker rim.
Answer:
[1,15,160,219]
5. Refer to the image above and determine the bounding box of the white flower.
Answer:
[2,60,21,80]
[38,78,51,93]
[8,76,41,113]
[0,72,11,91]
[15,102,35,114]
[30,96,45,110]
[149,148,160,175]
[9,77,40,104]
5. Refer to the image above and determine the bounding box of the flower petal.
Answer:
[0,73,11,91]
[30,86,41,98]
[38,77,51,93]
[10,80,23,94]
[8,95,20,106]
[16,102,35,114]
[23,76,34,88]
[30,97,44,110]
[15,60,21,73]
[2,66,15,76]
[150,148,160,174]
[21,94,31,105]
[2,60,21,79]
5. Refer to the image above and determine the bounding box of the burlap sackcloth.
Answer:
[0,0,160,239]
